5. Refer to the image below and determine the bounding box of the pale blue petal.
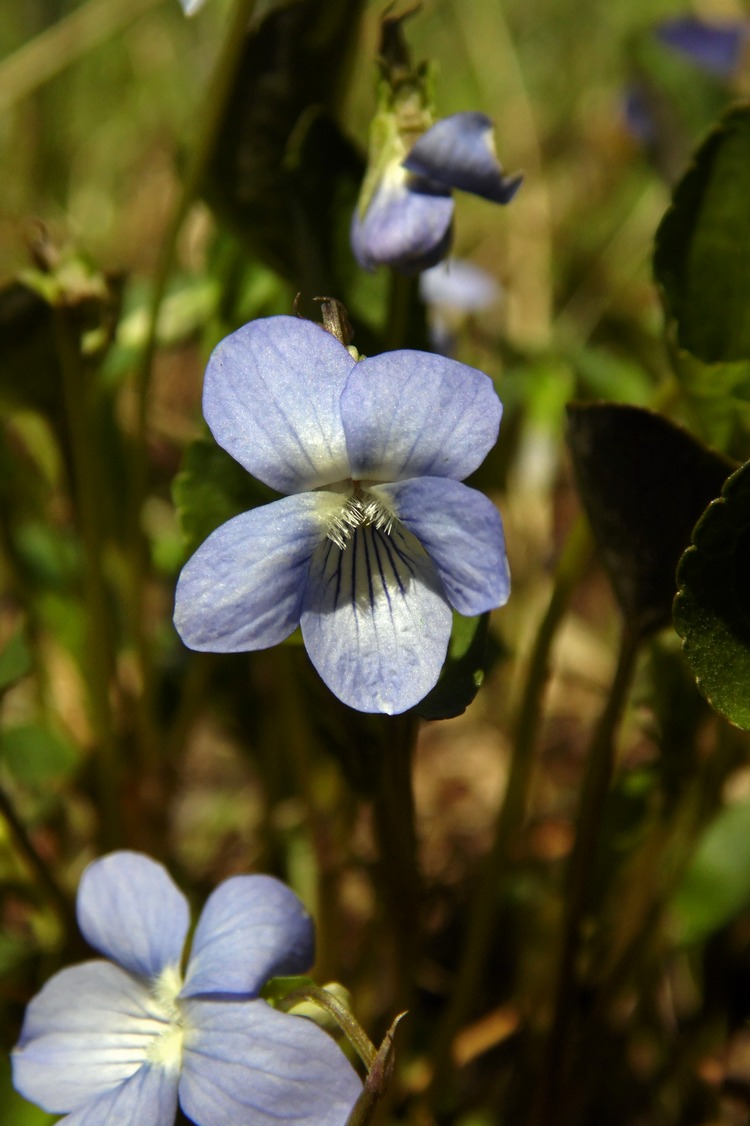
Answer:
[77,853,189,979]
[12,961,169,1113]
[301,524,453,714]
[419,259,500,312]
[656,17,748,77]
[183,875,314,998]
[203,316,354,494]
[55,1065,178,1126]
[404,112,523,204]
[376,478,510,615]
[351,174,454,274]
[180,0,207,14]
[341,350,502,482]
[174,494,328,653]
[180,999,362,1126]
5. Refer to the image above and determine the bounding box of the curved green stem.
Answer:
[371,712,422,1008]
[125,0,258,767]
[0,783,76,931]
[280,984,377,1070]
[428,517,591,1098]
[54,307,121,848]
[529,623,642,1126]
[384,270,423,351]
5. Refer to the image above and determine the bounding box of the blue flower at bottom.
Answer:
[12,852,361,1126]
[173,315,510,714]
[351,112,522,275]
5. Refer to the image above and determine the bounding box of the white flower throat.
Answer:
[322,481,396,551]
[144,965,186,1072]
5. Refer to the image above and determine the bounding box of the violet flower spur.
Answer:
[173,315,510,714]
[12,851,361,1126]
[351,112,522,275]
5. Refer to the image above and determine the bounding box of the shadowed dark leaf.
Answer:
[654,104,750,363]
[567,402,733,635]
[675,459,750,729]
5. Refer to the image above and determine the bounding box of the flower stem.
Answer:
[528,622,642,1126]
[280,983,378,1070]
[384,270,424,351]
[124,0,258,768]
[371,712,422,1008]
[0,783,76,931]
[427,517,591,1100]
[54,307,122,849]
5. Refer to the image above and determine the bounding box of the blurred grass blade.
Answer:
[0,0,161,115]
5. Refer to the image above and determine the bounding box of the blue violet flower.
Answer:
[173,315,510,714]
[12,851,361,1126]
[656,16,749,78]
[351,112,522,275]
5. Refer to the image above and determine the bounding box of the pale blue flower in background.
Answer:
[419,259,502,355]
[420,259,501,313]
[12,852,361,1126]
[174,315,510,714]
[179,0,207,15]
[656,15,749,77]
[351,112,522,275]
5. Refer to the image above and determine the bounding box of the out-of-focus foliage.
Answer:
[4,0,750,1124]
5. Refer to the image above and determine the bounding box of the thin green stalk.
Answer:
[529,623,642,1126]
[280,983,378,1070]
[0,783,76,932]
[125,0,258,767]
[371,712,422,1008]
[0,0,161,115]
[54,308,121,848]
[428,517,591,1097]
[384,271,422,351]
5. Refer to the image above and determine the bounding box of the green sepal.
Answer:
[260,974,316,1006]
[345,1012,405,1126]
[674,459,750,729]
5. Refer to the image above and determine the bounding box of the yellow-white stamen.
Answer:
[322,485,396,550]
[144,964,185,1073]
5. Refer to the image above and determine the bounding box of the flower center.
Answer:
[323,483,396,550]
[145,964,186,1073]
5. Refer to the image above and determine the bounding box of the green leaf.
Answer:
[172,438,278,555]
[204,0,366,293]
[0,626,32,695]
[0,724,79,787]
[674,459,750,729]
[566,403,733,635]
[668,346,750,457]
[670,797,750,945]
[654,104,750,363]
[416,612,504,720]
[0,282,62,417]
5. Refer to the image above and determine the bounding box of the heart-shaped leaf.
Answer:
[674,459,750,728]
[173,438,278,556]
[654,103,750,363]
[567,403,733,635]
